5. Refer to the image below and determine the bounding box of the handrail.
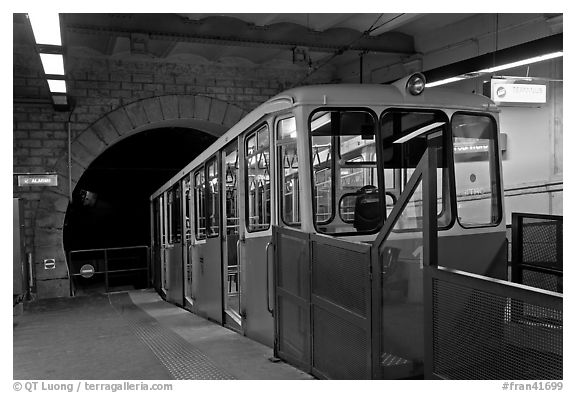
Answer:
[68,245,150,294]
[266,241,274,314]
[69,245,150,254]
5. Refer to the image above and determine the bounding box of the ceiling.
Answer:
[13,13,561,102]
[14,13,476,68]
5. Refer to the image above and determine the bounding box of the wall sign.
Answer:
[17,174,58,187]
[490,80,547,104]
[44,259,56,270]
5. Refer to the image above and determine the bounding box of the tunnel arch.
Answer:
[33,95,248,297]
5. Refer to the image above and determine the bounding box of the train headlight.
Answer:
[406,73,426,95]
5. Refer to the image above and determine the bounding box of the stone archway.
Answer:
[33,95,248,298]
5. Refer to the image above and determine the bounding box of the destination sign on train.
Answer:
[17,174,58,187]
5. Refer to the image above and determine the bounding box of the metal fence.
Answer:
[511,213,563,293]
[69,245,149,295]
[427,267,562,380]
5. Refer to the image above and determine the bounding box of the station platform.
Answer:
[13,289,313,380]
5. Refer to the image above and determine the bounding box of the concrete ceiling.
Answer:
[14,13,476,65]
[13,13,562,101]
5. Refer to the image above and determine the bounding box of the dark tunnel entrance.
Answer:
[63,127,216,294]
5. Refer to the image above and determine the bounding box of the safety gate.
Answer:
[273,227,372,379]
[272,145,563,379]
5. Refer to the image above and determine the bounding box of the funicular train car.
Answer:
[150,74,562,379]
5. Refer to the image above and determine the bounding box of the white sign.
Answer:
[491,81,547,104]
[17,174,58,187]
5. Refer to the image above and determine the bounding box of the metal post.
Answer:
[104,249,109,293]
[511,213,522,284]
[422,141,438,379]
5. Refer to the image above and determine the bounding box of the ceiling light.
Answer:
[28,13,62,46]
[426,76,466,88]
[427,51,563,88]
[47,79,67,93]
[477,52,563,74]
[39,53,65,75]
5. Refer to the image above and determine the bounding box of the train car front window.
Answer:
[452,113,501,227]
[309,109,381,235]
[380,110,451,231]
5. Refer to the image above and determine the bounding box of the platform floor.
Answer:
[13,289,313,380]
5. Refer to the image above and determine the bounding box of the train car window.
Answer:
[194,168,206,240]
[246,124,271,232]
[166,191,173,244]
[224,146,239,235]
[167,183,181,243]
[277,116,300,227]
[206,158,220,237]
[380,110,452,231]
[158,196,165,246]
[452,113,501,227]
[310,109,381,234]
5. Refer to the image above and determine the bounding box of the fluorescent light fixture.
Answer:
[428,51,563,88]
[39,53,65,75]
[47,79,67,93]
[426,76,465,88]
[477,52,563,74]
[28,13,62,46]
[394,122,445,144]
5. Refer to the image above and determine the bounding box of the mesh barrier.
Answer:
[512,214,562,294]
[277,296,308,361]
[275,229,311,369]
[521,217,562,267]
[310,236,371,379]
[522,269,562,293]
[432,278,562,380]
[312,306,370,379]
[312,242,369,317]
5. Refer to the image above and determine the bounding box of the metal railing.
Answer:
[68,245,150,295]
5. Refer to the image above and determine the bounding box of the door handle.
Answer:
[265,241,274,315]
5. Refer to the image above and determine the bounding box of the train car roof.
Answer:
[151,82,498,199]
[271,83,497,110]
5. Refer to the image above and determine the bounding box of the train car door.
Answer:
[159,194,168,297]
[190,167,206,316]
[182,175,195,310]
[151,197,162,291]
[193,157,224,323]
[165,182,184,306]
[243,124,274,347]
[203,156,223,323]
[222,141,242,331]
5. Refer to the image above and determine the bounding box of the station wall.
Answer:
[13,48,334,298]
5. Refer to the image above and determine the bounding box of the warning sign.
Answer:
[80,264,95,278]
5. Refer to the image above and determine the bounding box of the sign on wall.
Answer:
[17,174,58,187]
[490,79,547,104]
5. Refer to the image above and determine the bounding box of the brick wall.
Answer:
[13,46,335,298]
